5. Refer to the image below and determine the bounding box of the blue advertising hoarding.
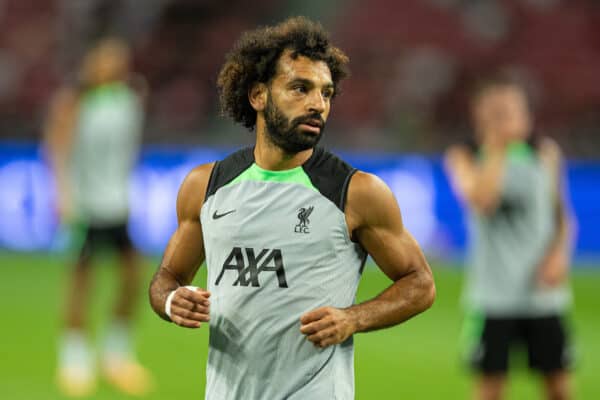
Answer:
[0,141,598,261]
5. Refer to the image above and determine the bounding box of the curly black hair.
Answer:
[217,16,350,130]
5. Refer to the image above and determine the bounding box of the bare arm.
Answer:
[148,163,215,327]
[43,88,79,219]
[537,138,575,286]
[444,144,506,215]
[300,172,435,347]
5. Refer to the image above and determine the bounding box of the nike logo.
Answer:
[212,209,236,219]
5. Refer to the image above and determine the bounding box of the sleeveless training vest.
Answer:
[71,82,142,225]
[200,147,367,400]
[464,141,571,316]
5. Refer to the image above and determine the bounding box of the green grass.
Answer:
[0,252,598,399]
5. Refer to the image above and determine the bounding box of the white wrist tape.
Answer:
[165,285,199,319]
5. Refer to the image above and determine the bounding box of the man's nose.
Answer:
[306,90,326,114]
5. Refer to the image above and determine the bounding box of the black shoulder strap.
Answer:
[205,147,254,201]
[302,147,357,211]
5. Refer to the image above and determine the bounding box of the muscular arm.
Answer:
[149,163,214,326]
[300,172,435,347]
[444,144,506,215]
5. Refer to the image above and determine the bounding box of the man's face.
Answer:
[81,40,130,86]
[472,85,532,143]
[263,51,334,153]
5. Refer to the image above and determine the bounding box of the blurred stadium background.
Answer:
[0,0,599,399]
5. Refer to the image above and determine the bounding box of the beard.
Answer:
[263,94,325,154]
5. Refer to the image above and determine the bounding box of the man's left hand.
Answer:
[537,249,569,287]
[300,307,357,348]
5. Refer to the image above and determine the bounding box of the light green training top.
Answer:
[71,82,143,225]
[200,147,366,400]
[464,142,571,316]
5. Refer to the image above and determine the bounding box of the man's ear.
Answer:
[248,82,268,112]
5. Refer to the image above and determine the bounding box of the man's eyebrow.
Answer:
[288,78,334,90]
[287,78,314,86]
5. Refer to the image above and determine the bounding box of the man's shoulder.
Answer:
[304,148,395,215]
[182,163,216,195]
[177,162,216,219]
[345,170,402,236]
[205,147,255,198]
[179,147,254,212]
[347,171,391,206]
[187,162,216,179]
[302,147,357,211]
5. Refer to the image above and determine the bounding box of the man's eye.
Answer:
[323,90,334,99]
[293,86,307,94]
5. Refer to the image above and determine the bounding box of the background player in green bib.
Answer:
[445,76,574,400]
[149,17,436,399]
[45,38,152,397]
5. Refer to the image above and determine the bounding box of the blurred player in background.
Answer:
[45,38,152,397]
[445,76,574,400]
[149,17,435,399]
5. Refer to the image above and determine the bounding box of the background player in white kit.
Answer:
[150,17,436,399]
[45,38,152,397]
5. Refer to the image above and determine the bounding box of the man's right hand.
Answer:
[169,287,211,328]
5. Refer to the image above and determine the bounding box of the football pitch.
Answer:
[1,252,598,399]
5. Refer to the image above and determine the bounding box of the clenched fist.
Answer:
[300,307,357,348]
[168,286,211,328]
